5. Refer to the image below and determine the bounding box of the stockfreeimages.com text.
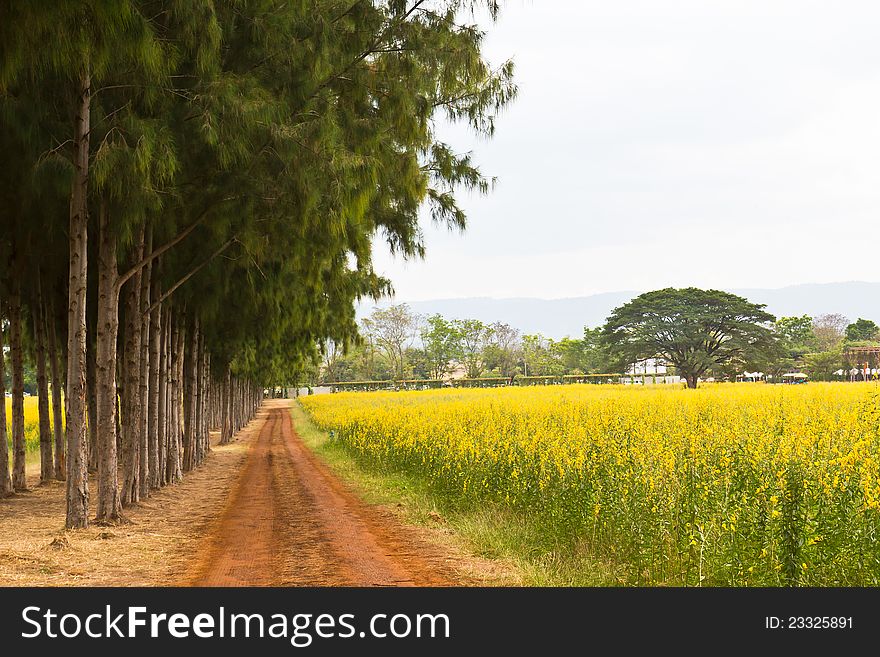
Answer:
[21,606,451,647]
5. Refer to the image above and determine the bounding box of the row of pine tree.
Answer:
[0,1,513,527]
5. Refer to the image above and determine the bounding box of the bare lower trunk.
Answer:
[34,283,55,483]
[138,227,152,499]
[86,334,97,473]
[165,315,175,485]
[148,276,161,489]
[193,332,204,466]
[220,365,232,445]
[199,331,208,462]
[48,300,66,480]
[0,301,12,496]
[9,274,27,491]
[120,225,144,506]
[95,202,122,522]
[168,315,183,483]
[203,350,211,455]
[157,305,167,487]
[238,379,244,431]
[233,378,240,432]
[66,68,91,528]
[183,317,198,472]
[211,371,219,433]
[115,370,121,453]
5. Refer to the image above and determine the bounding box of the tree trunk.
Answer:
[181,317,191,472]
[686,373,699,389]
[194,333,204,465]
[0,299,13,496]
[120,224,144,506]
[169,316,178,481]
[115,375,121,453]
[48,299,67,480]
[183,317,198,472]
[220,366,232,445]
[157,305,168,487]
[204,351,211,454]
[213,371,221,433]
[200,339,207,463]
[137,227,152,499]
[232,376,239,431]
[86,331,97,473]
[238,379,244,431]
[148,275,161,490]
[165,316,173,485]
[33,282,55,483]
[95,202,122,522]
[237,379,242,431]
[168,314,183,484]
[66,68,91,529]
[9,275,27,491]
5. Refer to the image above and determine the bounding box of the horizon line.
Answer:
[360,280,880,305]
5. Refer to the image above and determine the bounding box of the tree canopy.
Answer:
[845,318,879,342]
[813,313,849,351]
[601,288,776,388]
[0,1,515,526]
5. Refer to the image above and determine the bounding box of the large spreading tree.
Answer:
[601,288,777,388]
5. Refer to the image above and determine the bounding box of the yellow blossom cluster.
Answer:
[301,383,880,585]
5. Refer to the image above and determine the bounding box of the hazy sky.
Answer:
[371,1,880,301]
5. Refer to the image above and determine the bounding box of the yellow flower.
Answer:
[300,381,880,586]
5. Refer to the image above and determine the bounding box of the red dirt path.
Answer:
[189,400,456,586]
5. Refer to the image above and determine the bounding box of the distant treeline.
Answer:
[312,302,880,385]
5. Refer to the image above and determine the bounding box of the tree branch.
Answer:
[144,238,237,315]
[116,195,241,291]
[303,0,427,107]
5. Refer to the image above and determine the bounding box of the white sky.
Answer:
[371,0,880,301]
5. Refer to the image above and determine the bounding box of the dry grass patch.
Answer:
[0,423,258,587]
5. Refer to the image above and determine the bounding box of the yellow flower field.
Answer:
[4,397,51,452]
[301,383,880,586]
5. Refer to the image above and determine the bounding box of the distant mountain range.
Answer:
[357,282,880,339]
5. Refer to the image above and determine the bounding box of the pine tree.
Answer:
[0,1,514,526]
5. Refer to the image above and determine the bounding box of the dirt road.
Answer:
[189,400,456,586]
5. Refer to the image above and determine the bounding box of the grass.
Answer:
[289,399,623,586]
[0,426,254,586]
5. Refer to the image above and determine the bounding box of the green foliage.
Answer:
[361,305,420,381]
[521,334,563,376]
[803,350,845,381]
[484,321,520,377]
[845,318,879,342]
[453,318,492,378]
[319,340,394,384]
[550,336,585,373]
[404,347,431,380]
[549,328,611,375]
[602,288,777,388]
[2,354,36,395]
[420,314,463,379]
[776,315,813,344]
[775,315,817,358]
[1,1,517,387]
